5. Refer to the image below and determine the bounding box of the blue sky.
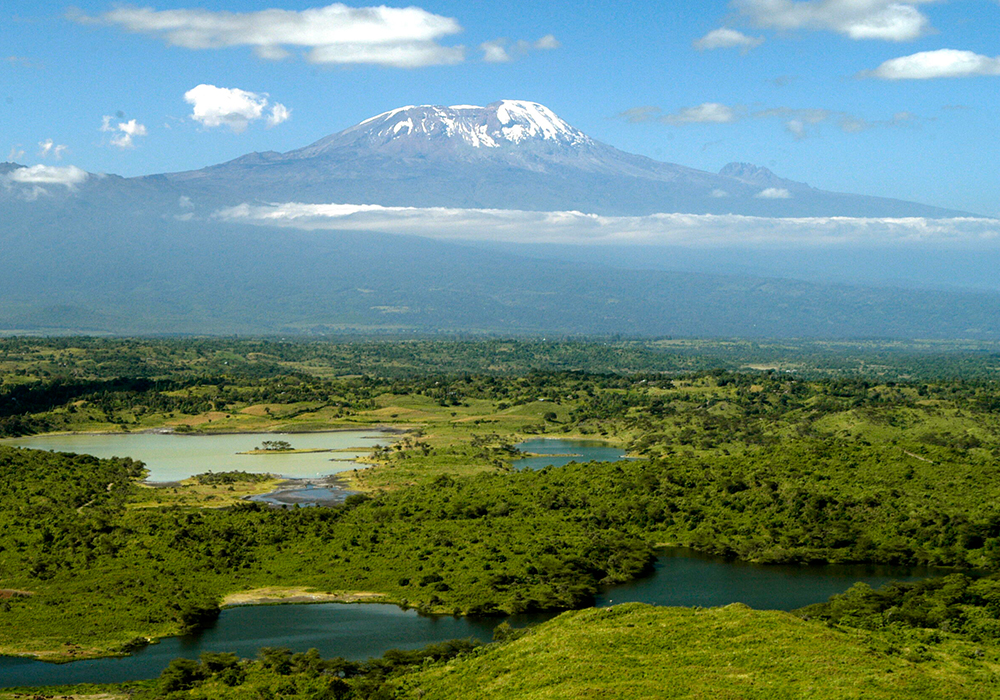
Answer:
[2,0,997,215]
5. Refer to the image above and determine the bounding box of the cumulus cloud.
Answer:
[75,4,465,68]
[535,34,561,50]
[101,116,148,148]
[267,103,292,128]
[4,164,89,198]
[480,35,560,63]
[213,201,1000,248]
[184,84,290,133]
[865,49,1000,79]
[694,28,764,52]
[480,39,510,63]
[662,103,742,124]
[7,146,25,162]
[37,139,67,160]
[732,0,937,41]
[756,187,792,199]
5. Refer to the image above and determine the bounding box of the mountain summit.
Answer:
[154,99,968,218]
[294,101,593,157]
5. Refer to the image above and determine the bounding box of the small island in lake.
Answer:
[237,440,332,455]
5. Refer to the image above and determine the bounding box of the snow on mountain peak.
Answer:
[332,100,592,151]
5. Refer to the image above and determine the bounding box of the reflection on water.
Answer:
[3,430,391,482]
[0,548,946,688]
[594,547,938,611]
[514,438,631,470]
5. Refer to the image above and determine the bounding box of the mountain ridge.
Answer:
[147,100,971,218]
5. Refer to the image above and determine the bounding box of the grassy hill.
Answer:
[395,603,999,700]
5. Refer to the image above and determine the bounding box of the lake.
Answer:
[2,430,392,482]
[0,548,939,688]
[514,438,631,470]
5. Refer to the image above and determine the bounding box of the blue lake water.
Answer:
[513,438,631,470]
[0,548,940,689]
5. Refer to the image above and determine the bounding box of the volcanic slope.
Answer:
[156,100,966,217]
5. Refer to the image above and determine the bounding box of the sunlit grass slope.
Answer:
[395,603,999,699]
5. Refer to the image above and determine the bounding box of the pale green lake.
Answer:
[2,430,392,482]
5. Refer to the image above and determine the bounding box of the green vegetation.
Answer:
[259,440,293,451]
[7,603,1000,699]
[3,335,1000,695]
[397,603,1000,699]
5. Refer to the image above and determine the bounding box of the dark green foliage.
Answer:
[801,574,1000,642]
[193,471,272,485]
[160,658,207,692]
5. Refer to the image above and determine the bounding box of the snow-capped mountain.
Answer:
[0,100,994,338]
[296,101,594,156]
[160,99,965,218]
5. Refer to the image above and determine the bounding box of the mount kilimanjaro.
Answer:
[1,99,995,338]
[148,100,963,218]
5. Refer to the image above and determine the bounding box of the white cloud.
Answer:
[78,4,464,68]
[662,103,741,124]
[101,117,148,148]
[732,0,937,41]
[308,41,463,67]
[184,84,290,133]
[535,34,561,50]
[7,146,25,162]
[754,106,915,138]
[267,103,292,128]
[865,49,1000,79]
[624,102,917,140]
[480,39,510,63]
[37,139,67,160]
[785,119,807,139]
[756,187,792,199]
[694,28,764,52]
[5,164,89,188]
[480,35,561,63]
[213,201,1000,248]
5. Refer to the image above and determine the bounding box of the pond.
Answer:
[2,430,392,482]
[0,548,941,688]
[513,438,631,470]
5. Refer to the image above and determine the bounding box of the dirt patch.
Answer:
[0,589,32,599]
[240,404,279,417]
[222,587,386,607]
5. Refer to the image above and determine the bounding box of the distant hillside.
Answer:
[0,100,992,339]
[1,213,1000,338]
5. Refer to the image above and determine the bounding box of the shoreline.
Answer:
[1,425,408,439]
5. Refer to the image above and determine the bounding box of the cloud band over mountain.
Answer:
[214,202,999,248]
